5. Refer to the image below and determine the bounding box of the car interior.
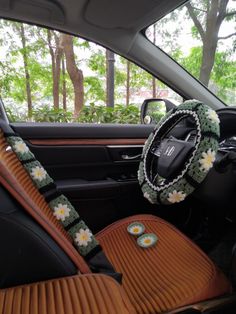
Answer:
[0,0,236,313]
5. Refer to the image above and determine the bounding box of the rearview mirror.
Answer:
[140,98,176,124]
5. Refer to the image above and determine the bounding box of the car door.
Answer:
[11,122,155,232]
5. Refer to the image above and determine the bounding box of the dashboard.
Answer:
[220,137,236,152]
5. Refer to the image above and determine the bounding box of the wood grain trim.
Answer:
[29,138,146,146]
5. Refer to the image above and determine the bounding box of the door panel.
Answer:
[11,123,156,232]
[12,122,153,139]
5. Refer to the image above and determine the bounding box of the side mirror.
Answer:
[140,98,176,124]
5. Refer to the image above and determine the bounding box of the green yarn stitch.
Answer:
[7,136,35,161]
[49,195,79,227]
[24,160,54,189]
[68,220,99,256]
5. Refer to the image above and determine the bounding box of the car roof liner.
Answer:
[0,0,187,46]
[84,0,160,29]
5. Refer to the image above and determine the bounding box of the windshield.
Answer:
[146,0,236,106]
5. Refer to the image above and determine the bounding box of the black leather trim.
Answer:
[21,158,36,165]
[11,123,154,139]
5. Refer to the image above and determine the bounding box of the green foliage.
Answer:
[175,46,236,103]
[84,76,105,103]
[77,104,140,124]
[5,107,27,122]
[32,106,73,122]
[6,104,140,124]
[176,46,202,78]
[211,51,236,89]
[88,51,106,76]
[148,0,236,105]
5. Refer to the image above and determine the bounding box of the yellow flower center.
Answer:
[35,169,43,176]
[58,208,65,215]
[205,155,214,166]
[132,227,140,233]
[173,194,182,202]
[144,238,151,245]
[80,234,88,241]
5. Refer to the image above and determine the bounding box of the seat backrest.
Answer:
[0,129,91,274]
[0,184,77,288]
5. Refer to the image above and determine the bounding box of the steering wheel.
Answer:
[138,100,220,205]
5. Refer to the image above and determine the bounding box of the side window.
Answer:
[0,20,181,124]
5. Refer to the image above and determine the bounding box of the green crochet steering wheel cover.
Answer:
[138,100,220,205]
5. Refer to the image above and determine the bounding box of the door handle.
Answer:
[121,154,141,160]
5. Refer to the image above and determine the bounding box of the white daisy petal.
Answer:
[206,109,220,124]
[31,166,47,182]
[127,223,145,236]
[75,228,93,247]
[14,141,29,154]
[199,149,216,172]
[143,192,155,204]
[137,233,158,248]
[53,203,71,221]
[167,190,186,203]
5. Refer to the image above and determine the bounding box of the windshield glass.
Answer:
[146,0,236,106]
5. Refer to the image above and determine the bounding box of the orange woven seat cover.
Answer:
[97,215,231,314]
[0,274,135,314]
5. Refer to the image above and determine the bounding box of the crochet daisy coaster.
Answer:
[137,233,158,248]
[127,222,145,236]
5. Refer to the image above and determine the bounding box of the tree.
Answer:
[61,34,84,116]
[126,61,130,106]
[115,55,153,106]
[47,30,63,109]
[177,46,236,102]
[186,0,236,86]
[61,54,67,110]
[152,23,157,98]
[106,49,115,107]
[14,23,33,117]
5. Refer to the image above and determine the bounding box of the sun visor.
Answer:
[0,0,65,25]
[84,0,161,29]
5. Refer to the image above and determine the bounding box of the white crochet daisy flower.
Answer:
[167,190,186,203]
[14,140,29,154]
[143,192,154,204]
[137,233,157,248]
[206,109,220,124]
[31,166,47,182]
[75,228,93,247]
[199,149,216,172]
[53,203,71,221]
[128,223,145,236]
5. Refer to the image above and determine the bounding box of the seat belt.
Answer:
[0,120,122,283]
